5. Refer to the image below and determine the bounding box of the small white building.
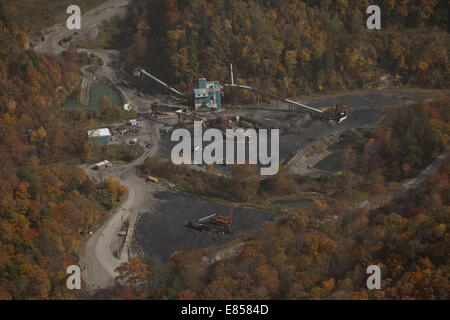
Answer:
[123,103,133,112]
[93,160,110,170]
[88,128,111,143]
[130,119,140,126]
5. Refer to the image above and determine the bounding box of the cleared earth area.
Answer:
[226,90,444,161]
[156,89,443,165]
[135,191,275,262]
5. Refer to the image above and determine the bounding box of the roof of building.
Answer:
[194,88,208,96]
[196,78,220,90]
[95,160,110,167]
[88,128,111,138]
[206,82,219,88]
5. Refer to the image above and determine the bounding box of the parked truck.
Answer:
[146,176,159,183]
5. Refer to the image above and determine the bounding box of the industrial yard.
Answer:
[80,60,444,291]
[78,58,445,292]
[84,58,442,173]
[1,0,447,304]
[154,89,438,169]
[135,191,275,262]
[27,0,448,294]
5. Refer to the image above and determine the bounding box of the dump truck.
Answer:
[215,210,233,227]
[146,176,159,183]
[185,211,233,234]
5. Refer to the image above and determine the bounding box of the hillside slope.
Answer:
[0,7,126,299]
[120,0,449,98]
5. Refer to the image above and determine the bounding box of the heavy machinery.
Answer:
[224,64,348,123]
[333,102,348,123]
[213,210,233,228]
[186,210,233,234]
[186,221,210,232]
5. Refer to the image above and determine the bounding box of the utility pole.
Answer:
[230,63,235,106]
[230,63,235,86]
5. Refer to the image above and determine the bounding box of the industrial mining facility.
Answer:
[80,57,441,270]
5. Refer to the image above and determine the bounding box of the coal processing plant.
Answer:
[132,65,348,124]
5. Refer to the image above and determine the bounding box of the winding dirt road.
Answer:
[80,120,161,291]
[32,0,163,291]
[34,0,132,56]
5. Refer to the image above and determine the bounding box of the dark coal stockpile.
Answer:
[156,91,439,165]
[135,191,275,262]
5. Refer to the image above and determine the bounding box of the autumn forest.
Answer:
[0,0,449,301]
[120,0,449,98]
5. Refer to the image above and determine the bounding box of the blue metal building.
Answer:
[193,78,222,110]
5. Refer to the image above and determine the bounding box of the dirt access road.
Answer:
[81,159,162,290]
[32,0,163,291]
[80,119,161,291]
[34,0,132,56]
[33,0,131,84]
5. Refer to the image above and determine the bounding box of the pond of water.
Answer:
[314,153,342,171]
[64,82,122,110]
